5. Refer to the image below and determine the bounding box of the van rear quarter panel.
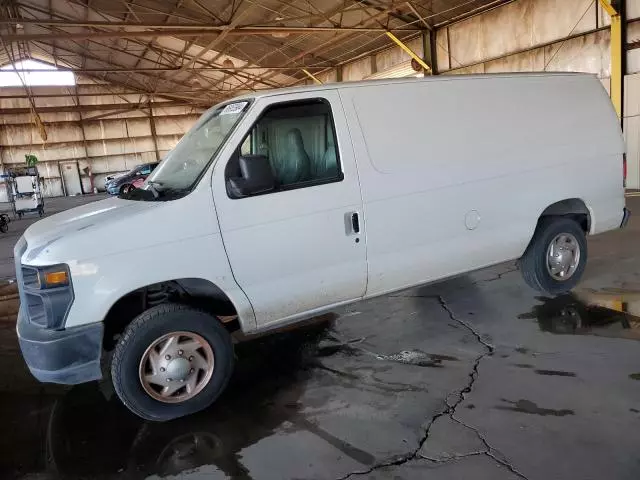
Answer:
[339,74,624,296]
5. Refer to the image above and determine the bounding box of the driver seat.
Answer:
[279,128,311,184]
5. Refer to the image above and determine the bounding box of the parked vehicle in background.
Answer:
[15,73,628,422]
[130,176,146,190]
[105,163,158,195]
[103,172,125,187]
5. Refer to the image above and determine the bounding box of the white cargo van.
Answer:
[15,73,628,421]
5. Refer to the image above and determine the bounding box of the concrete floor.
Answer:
[0,195,639,480]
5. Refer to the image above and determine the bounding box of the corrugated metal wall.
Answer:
[0,77,201,201]
[625,74,640,189]
[434,0,639,77]
[312,0,639,186]
[1,0,638,198]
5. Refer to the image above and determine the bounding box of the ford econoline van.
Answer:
[15,73,628,420]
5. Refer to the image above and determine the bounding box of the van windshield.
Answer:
[136,100,251,199]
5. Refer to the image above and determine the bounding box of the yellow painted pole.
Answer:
[598,0,616,17]
[599,0,622,118]
[610,14,623,119]
[385,31,431,73]
[302,69,323,85]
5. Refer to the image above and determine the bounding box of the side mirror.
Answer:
[227,155,275,197]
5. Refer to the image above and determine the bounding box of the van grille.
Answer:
[14,238,73,329]
[14,239,46,327]
[25,293,46,327]
[21,266,38,287]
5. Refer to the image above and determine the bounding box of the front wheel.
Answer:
[111,304,234,421]
[519,217,587,295]
[0,222,8,233]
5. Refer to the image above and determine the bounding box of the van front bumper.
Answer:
[17,307,104,384]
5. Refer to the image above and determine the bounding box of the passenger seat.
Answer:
[318,139,339,179]
[280,128,311,184]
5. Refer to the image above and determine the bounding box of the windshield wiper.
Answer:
[147,181,162,199]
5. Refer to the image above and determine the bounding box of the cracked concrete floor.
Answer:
[0,198,639,480]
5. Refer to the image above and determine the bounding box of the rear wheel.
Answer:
[111,304,234,421]
[519,217,587,295]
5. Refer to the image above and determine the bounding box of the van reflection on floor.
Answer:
[43,313,374,479]
[519,288,640,341]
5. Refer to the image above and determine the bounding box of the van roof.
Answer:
[231,71,592,103]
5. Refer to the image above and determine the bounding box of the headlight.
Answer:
[21,264,74,329]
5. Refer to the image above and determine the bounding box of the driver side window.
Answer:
[227,98,342,197]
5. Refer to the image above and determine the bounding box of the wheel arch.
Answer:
[102,277,247,350]
[538,198,591,233]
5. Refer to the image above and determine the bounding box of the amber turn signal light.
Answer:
[42,270,69,287]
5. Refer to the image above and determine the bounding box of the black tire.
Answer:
[120,184,132,195]
[0,222,7,233]
[111,303,234,422]
[519,217,587,295]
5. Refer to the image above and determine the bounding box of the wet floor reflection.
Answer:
[495,399,575,417]
[0,280,18,322]
[519,288,640,340]
[2,314,376,480]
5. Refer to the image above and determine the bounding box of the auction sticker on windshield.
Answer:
[221,102,248,115]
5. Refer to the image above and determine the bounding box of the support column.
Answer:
[57,162,67,197]
[149,107,161,162]
[599,0,624,120]
[75,87,87,195]
[422,29,438,75]
[0,136,6,173]
[620,0,627,119]
[430,30,438,75]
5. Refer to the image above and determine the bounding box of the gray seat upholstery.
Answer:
[279,128,311,184]
[319,141,339,179]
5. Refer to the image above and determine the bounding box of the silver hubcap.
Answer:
[546,233,580,281]
[139,331,214,404]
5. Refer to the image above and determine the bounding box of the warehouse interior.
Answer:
[0,0,639,198]
[1,1,640,479]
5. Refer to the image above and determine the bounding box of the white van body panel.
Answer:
[210,90,367,328]
[338,74,624,296]
[20,190,256,330]
[17,73,625,336]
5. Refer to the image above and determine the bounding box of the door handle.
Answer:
[351,212,360,234]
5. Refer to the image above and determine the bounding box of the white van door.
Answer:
[212,92,366,327]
